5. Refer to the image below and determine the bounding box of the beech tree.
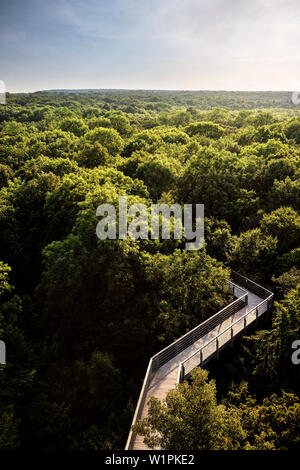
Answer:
[133,368,245,450]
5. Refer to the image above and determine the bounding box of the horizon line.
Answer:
[6,87,297,94]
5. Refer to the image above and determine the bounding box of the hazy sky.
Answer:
[1,0,300,92]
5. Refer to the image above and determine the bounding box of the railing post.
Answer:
[216,338,219,360]
[200,349,203,364]
[231,326,234,346]
[149,359,153,378]
[153,357,159,371]
[244,316,247,329]
[179,364,185,382]
[256,307,258,324]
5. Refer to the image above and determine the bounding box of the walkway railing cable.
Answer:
[125,271,273,450]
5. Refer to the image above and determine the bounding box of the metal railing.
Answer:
[178,273,273,381]
[231,271,273,300]
[151,282,247,372]
[126,278,248,450]
[125,272,273,450]
[125,358,153,450]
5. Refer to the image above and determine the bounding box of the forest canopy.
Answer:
[0,90,299,450]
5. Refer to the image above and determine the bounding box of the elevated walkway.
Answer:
[126,271,273,450]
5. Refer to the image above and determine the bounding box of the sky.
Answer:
[0,0,300,92]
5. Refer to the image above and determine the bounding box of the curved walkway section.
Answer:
[126,271,273,450]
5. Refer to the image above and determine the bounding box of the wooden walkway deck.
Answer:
[126,272,273,450]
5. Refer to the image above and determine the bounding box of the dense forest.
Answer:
[0,90,299,450]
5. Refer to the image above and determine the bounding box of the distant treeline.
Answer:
[5,89,300,111]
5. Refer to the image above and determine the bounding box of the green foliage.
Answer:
[123,130,163,157]
[0,262,12,299]
[85,127,124,156]
[0,409,20,450]
[133,369,245,450]
[226,384,300,450]
[0,90,299,450]
[185,121,224,139]
[76,142,110,168]
[204,217,232,261]
[251,287,300,390]
[134,369,300,450]
[109,113,131,137]
[120,151,182,200]
[60,117,88,136]
[227,228,277,280]
[143,250,231,342]
[260,207,300,253]
[285,118,300,143]
[273,267,300,295]
[0,262,34,450]
[177,146,261,229]
[267,177,300,212]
